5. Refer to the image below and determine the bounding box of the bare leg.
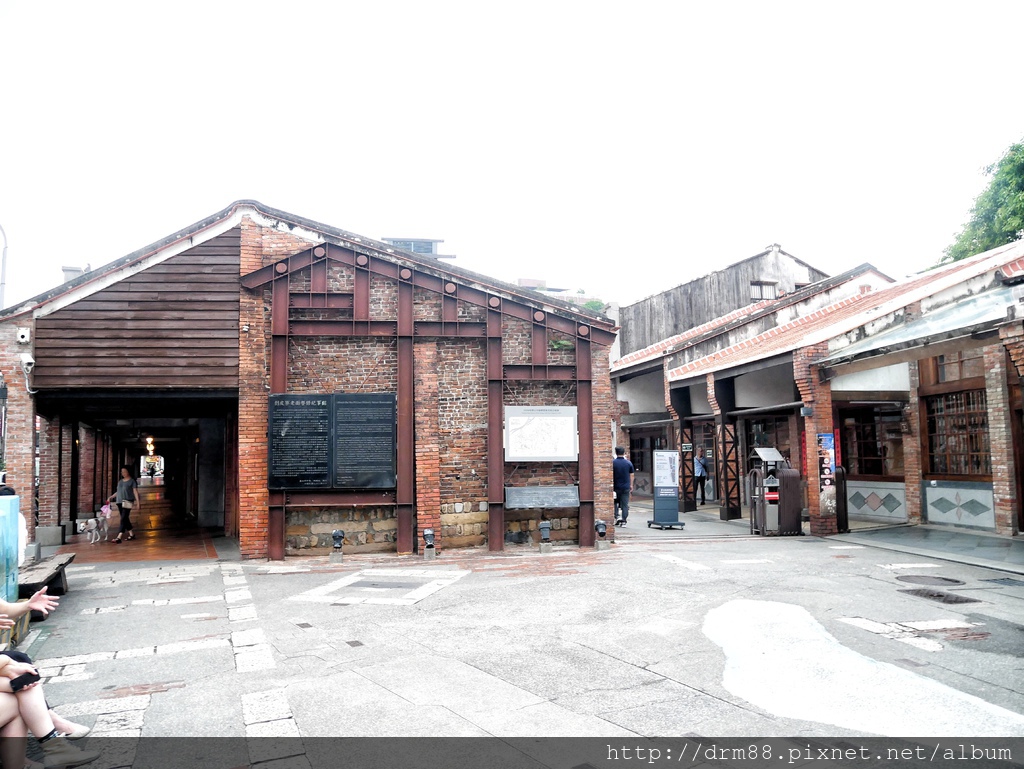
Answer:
[12,686,54,738]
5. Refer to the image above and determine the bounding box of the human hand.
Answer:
[0,614,14,630]
[26,587,59,616]
[3,661,37,679]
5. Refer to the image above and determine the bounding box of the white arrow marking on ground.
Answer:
[703,599,1024,736]
[653,554,711,571]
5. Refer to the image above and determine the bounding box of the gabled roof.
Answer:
[610,263,889,375]
[623,244,828,309]
[1,201,615,333]
[665,239,1024,384]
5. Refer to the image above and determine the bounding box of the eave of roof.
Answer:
[665,239,1024,382]
[1,200,615,332]
[610,262,889,375]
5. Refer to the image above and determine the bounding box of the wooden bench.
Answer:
[18,553,76,608]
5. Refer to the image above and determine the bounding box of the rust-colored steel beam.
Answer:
[487,304,505,551]
[268,490,286,560]
[396,280,415,554]
[271,275,289,394]
[532,315,548,365]
[577,335,596,546]
[354,259,370,320]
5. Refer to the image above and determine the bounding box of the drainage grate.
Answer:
[981,577,1024,587]
[896,575,965,587]
[898,588,981,604]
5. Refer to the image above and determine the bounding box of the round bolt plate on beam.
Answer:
[533,311,545,323]
[356,254,369,267]
[399,268,413,280]
[274,262,288,274]
[444,282,457,294]
[313,246,327,259]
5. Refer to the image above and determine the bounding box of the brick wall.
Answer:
[37,417,59,530]
[237,216,319,558]
[903,360,923,524]
[793,342,835,536]
[986,344,1019,535]
[237,215,617,556]
[414,340,442,550]
[438,340,487,547]
[77,424,98,516]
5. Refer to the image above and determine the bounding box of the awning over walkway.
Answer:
[820,285,1014,367]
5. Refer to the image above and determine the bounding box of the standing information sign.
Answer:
[649,450,685,530]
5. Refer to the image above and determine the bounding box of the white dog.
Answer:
[77,509,110,544]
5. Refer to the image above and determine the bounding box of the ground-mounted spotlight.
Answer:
[594,519,611,550]
[330,529,345,562]
[423,528,436,560]
[538,520,553,554]
[538,520,552,542]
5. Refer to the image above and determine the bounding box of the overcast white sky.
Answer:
[2,1,1023,309]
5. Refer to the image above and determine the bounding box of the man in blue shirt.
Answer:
[694,446,709,505]
[613,446,635,526]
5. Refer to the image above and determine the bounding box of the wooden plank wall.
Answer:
[33,228,241,389]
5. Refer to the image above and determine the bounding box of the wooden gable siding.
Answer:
[33,228,241,389]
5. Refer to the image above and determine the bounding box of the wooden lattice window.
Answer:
[925,389,990,476]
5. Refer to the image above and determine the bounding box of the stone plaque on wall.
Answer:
[268,395,332,489]
[268,393,397,490]
[505,486,580,509]
[333,393,397,489]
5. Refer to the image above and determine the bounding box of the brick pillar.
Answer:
[904,361,923,524]
[986,344,1019,535]
[794,342,836,536]
[77,424,97,515]
[237,217,272,558]
[1000,321,1024,378]
[414,340,441,551]
[37,417,60,529]
[0,351,37,540]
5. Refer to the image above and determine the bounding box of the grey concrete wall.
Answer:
[198,418,225,528]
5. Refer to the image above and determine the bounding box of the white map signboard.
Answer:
[504,406,579,462]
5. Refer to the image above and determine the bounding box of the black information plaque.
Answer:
[268,393,397,490]
[505,486,580,509]
[333,393,397,489]
[268,395,332,489]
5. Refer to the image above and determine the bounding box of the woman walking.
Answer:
[108,465,141,543]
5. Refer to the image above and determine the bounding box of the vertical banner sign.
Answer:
[817,433,836,492]
[652,449,681,524]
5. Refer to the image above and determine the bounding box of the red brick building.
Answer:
[0,202,616,558]
[613,238,1024,539]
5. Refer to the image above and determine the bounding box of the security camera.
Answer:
[19,353,35,374]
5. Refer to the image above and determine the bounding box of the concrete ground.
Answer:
[20,500,1024,765]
